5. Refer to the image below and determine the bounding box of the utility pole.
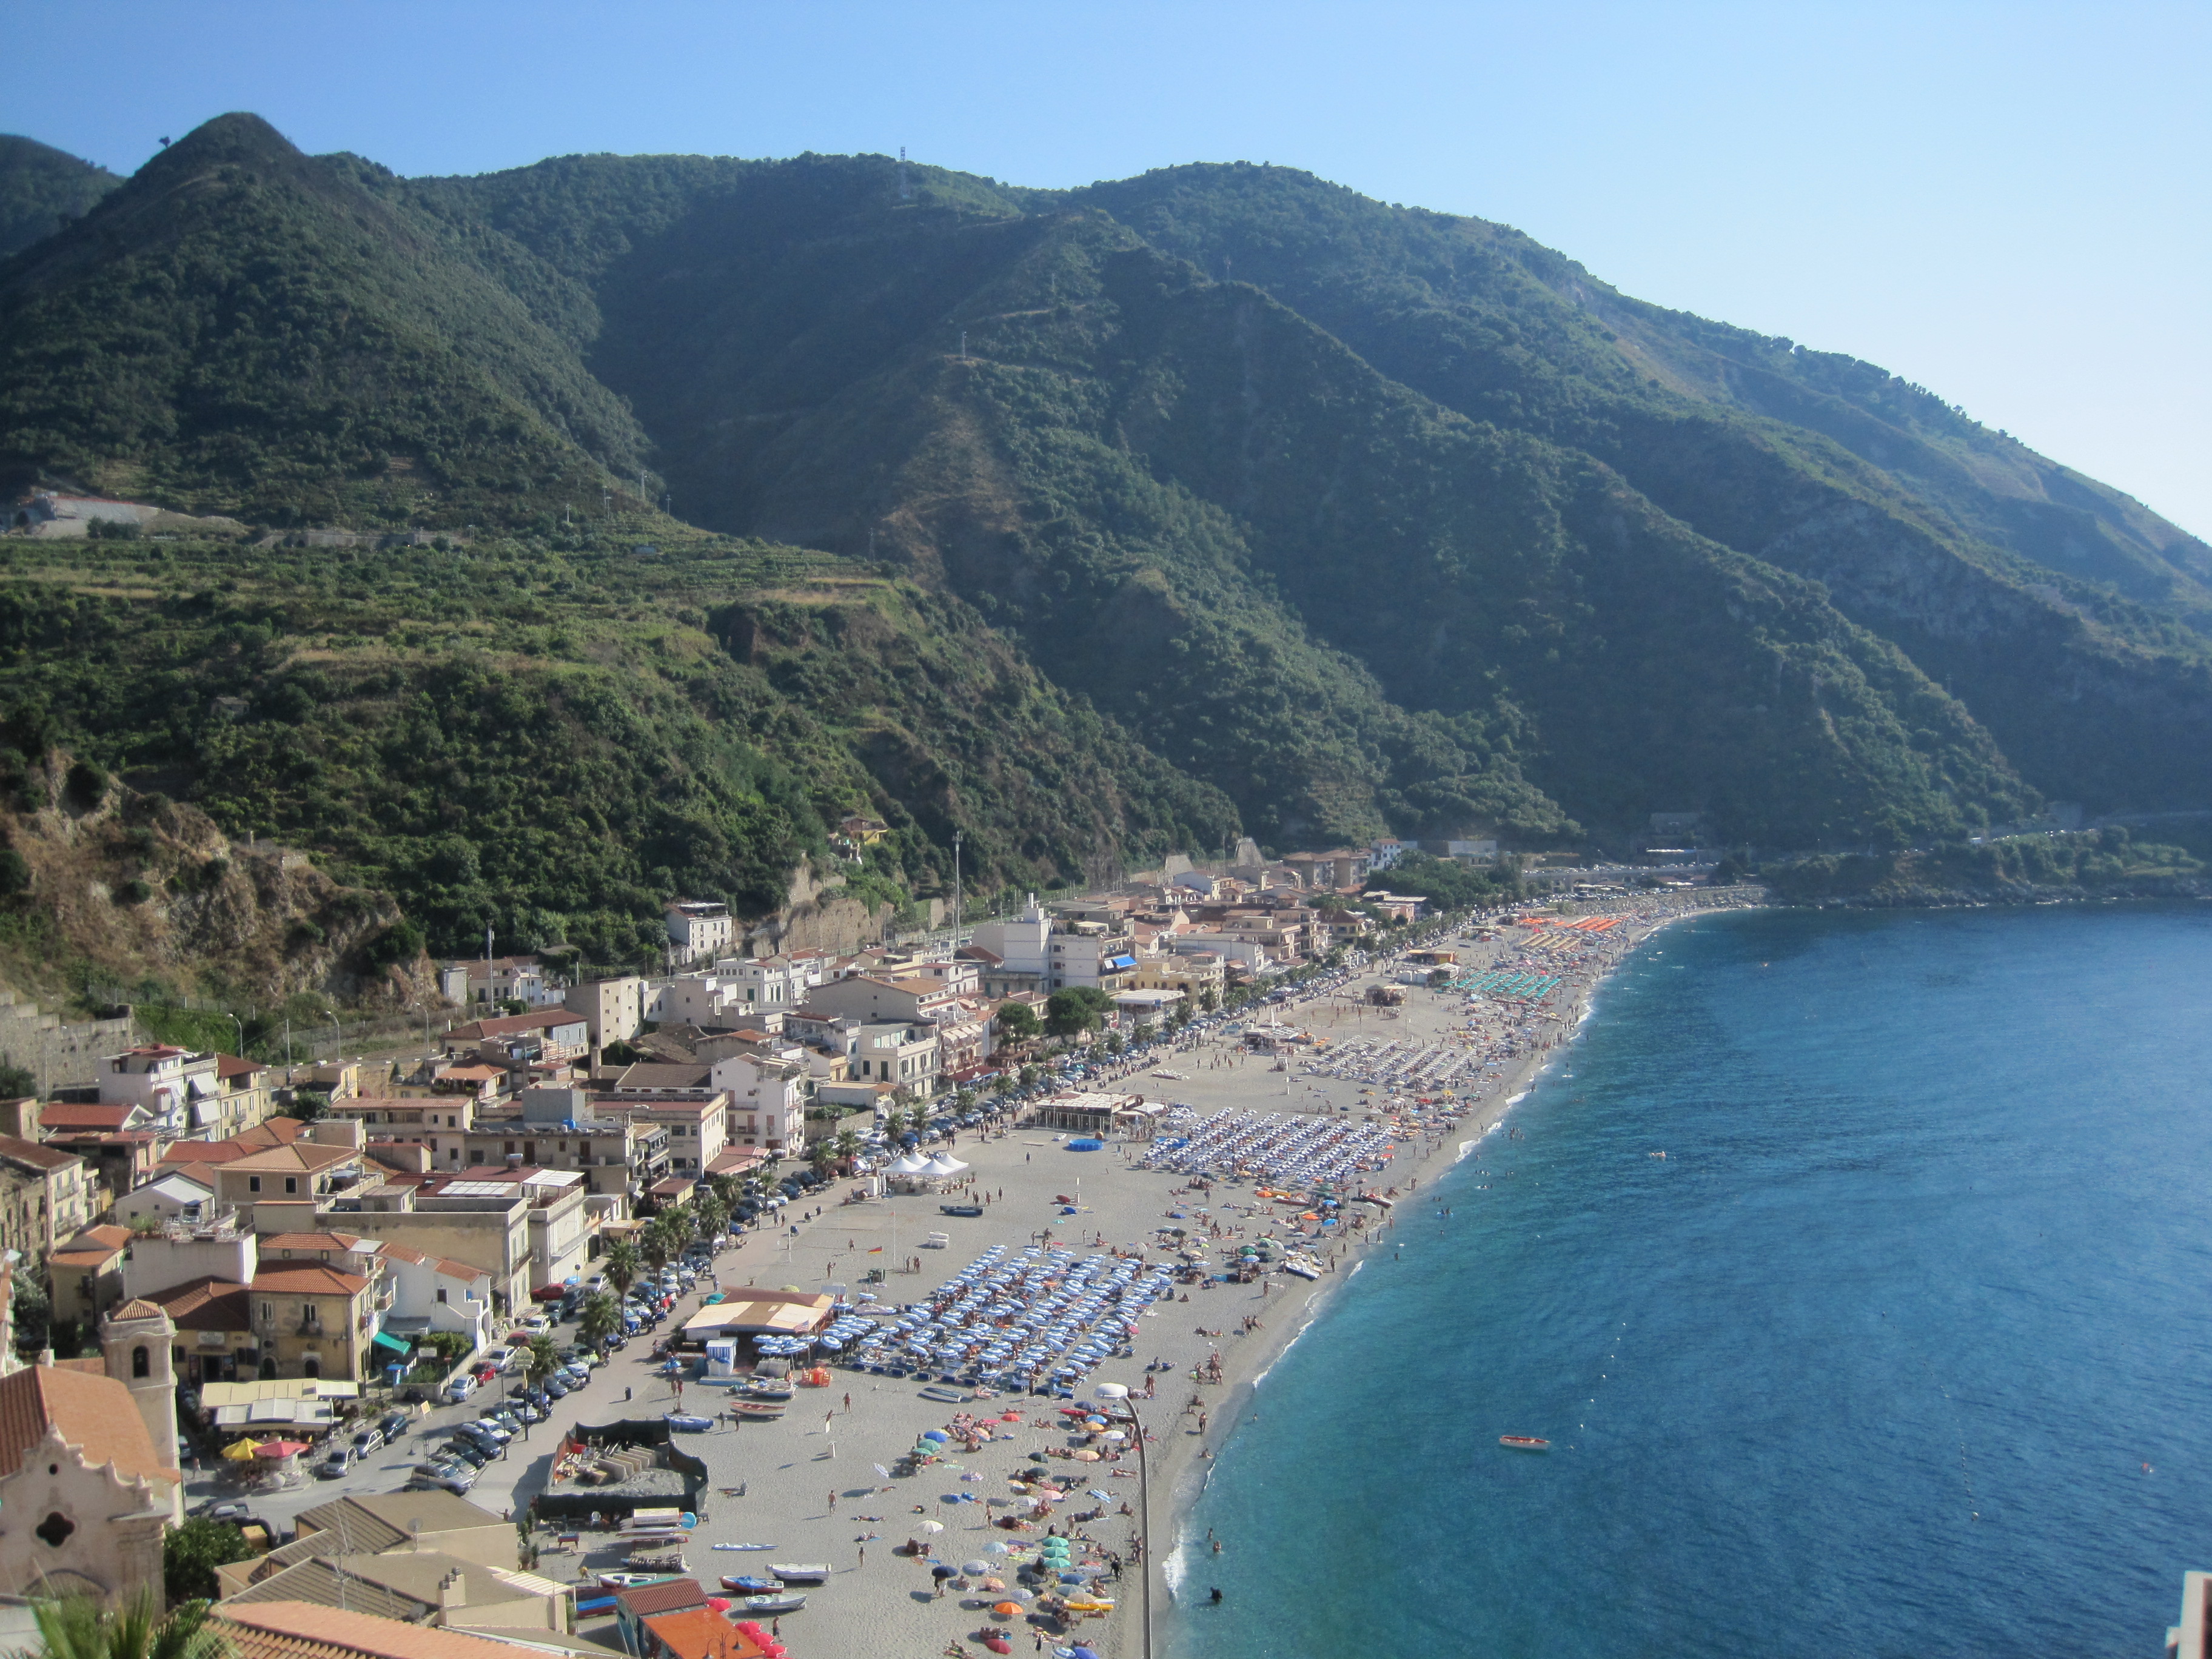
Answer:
[953,831,963,942]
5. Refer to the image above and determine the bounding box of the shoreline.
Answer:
[1137,888,1757,1649]
[493,887,1758,1659]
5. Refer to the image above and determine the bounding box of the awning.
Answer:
[370,1330,411,1357]
[1103,956,1136,970]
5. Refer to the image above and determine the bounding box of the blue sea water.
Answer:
[1171,903,2212,1658]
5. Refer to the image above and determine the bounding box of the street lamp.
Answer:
[1094,1382,1152,1659]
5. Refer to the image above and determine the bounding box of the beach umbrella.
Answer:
[1071,1449,1100,1462]
[922,1429,950,1443]
[922,1520,946,1533]
[993,1601,1022,1617]
[254,1440,310,1458]
[1071,1647,1103,1659]
[980,1577,1007,1592]
[221,1438,262,1461]
[963,1560,991,1577]
[933,1564,957,1580]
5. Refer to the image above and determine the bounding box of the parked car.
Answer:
[409,1467,475,1495]
[349,1426,384,1455]
[441,1375,478,1405]
[480,1346,515,1373]
[464,1418,512,1444]
[443,1439,493,1468]
[377,1410,412,1442]
[315,1446,355,1480]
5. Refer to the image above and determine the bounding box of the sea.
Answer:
[1170,902,2212,1658]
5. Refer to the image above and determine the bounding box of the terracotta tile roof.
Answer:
[0,1134,79,1171]
[214,1602,534,1659]
[38,1102,135,1133]
[447,1011,585,1042]
[224,1142,360,1175]
[220,1561,424,1623]
[251,1265,368,1296]
[50,1224,135,1267]
[615,1577,708,1617]
[217,1053,269,1079]
[239,1118,308,1145]
[153,1276,252,1332]
[260,1233,370,1253]
[110,1297,167,1322]
[298,1490,505,1547]
[645,1607,765,1659]
[0,1362,178,1484]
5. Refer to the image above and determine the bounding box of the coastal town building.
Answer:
[0,1135,90,1255]
[663,900,733,965]
[0,1275,184,1604]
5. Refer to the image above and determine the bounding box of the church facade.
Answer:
[0,1266,183,1604]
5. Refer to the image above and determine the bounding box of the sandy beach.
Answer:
[512,887,1758,1659]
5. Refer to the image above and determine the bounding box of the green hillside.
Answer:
[0,115,651,526]
[0,136,119,260]
[0,530,1234,960]
[1,114,2209,968]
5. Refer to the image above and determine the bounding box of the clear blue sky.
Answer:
[9,1,2208,537]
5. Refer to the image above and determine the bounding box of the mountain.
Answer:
[0,115,649,526]
[0,136,118,260]
[2,115,2210,972]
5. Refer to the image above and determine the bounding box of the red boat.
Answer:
[1498,1435,1550,1451]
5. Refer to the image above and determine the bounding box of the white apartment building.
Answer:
[98,1046,213,1127]
[650,957,802,1029]
[850,1023,939,1096]
[968,897,1051,981]
[705,1052,806,1153]
[664,900,734,964]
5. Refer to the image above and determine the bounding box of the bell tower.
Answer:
[99,1298,180,1478]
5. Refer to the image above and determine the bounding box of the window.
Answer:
[436,1287,447,1304]
[131,1344,149,1378]
[248,1176,261,1193]
[260,1303,272,1322]
[284,1177,298,1195]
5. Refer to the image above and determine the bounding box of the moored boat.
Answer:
[1498,1435,1550,1450]
[742,1594,808,1614]
[769,1563,830,1584]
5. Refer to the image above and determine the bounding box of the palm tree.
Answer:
[642,1210,686,1270]
[808,1140,836,1180]
[28,1594,220,1659]
[578,1290,620,1352]
[882,1107,907,1144]
[521,1332,561,1389]
[602,1238,640,1298]
[833,1127,862,1171]
[694,1193,729,1245]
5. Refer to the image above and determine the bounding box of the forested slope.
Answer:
[1,113,2208,985]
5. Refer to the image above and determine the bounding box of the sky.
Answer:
[8,1,2208,538]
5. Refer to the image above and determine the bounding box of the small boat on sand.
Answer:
[742,1594,808,1614]
[1498,1435,1550,1451]
[769,1563,830,1584]
[720,1575,782,1594]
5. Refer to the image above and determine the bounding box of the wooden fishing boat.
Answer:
[1497,1435,1550,1451]
[720,1574,782,1594]
[769,1563,830,1584]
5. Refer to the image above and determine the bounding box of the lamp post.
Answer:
[1094,1382,1152,1659]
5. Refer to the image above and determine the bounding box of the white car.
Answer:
[514,1313,551,1335]
[480,1346,515,1373]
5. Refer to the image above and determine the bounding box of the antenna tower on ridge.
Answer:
[899,146,911,201]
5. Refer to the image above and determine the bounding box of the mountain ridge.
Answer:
[1,115,2207,968]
